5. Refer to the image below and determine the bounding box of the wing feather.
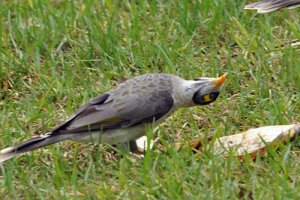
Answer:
[51,74,175,135]
[50,93,110,134]
[245,0,300,13]
[62,90,174,133]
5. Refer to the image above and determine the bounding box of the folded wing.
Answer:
[245,0,300,13]
[49,90,174,134]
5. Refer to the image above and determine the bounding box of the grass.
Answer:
[0,0,300,199]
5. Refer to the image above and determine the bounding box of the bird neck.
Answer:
[172,80,198,108]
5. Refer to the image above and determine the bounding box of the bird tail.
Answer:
[244,0,300,13]
[0,134,70,163]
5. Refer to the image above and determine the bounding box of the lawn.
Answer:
[0,0,300,199]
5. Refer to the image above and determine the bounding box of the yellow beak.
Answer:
[214,73,227,87]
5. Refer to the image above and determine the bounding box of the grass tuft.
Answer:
[0,0,299,199]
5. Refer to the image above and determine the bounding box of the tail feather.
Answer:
[245,0,300,13]
[0,134,70,163]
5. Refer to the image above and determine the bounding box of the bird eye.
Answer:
[203,94,212,102]
[192,91,220,105]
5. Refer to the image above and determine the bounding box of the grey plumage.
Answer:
[245,0,300,13]
[0,73,226,162]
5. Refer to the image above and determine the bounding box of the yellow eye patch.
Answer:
[203,94,212,102]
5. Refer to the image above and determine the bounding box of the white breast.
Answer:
[70,125,146,144]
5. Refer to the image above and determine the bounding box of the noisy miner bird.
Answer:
[245,0,300,13]
[0,73,227,162]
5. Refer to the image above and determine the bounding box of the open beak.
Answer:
[214,73,227,88]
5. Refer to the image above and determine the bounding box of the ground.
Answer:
[0,0,300,199]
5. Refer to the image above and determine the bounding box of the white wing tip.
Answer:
[0,146,16,163]
[244,6,275,13]
[0,146,14,154]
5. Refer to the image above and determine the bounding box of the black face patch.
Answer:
[192,91,220,105]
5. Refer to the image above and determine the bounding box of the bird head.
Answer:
[181,73,227,107]
[192,73,227,105]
